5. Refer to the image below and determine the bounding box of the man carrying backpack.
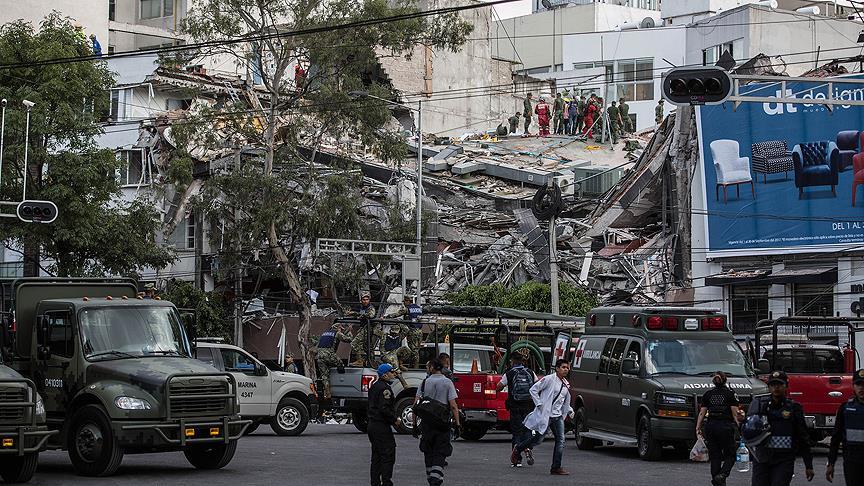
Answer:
[497,350,538,466]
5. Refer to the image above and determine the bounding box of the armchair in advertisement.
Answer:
[751,140,793,183]
[792,141,839,199]
[710,139,754,203]
[836,130,859,171]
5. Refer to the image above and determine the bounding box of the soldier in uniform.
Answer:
[655,99,665,126]
[607,100,621,144]
[316,322,353,399]
[350,294,382,367]
[381,325,408,370]
[827,368,864,485]
[508,112,521,134]
[386,296,423,368]
[368,363,400,486]
[619,97,631,133]
[747,370,814,486]
[553,92,565,135]
[523,93,533,135]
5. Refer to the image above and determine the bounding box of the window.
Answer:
[109,0,116,21]
[140,0,174,19]
[452,349,491,373]
[109,90,120,121]
[117,149,151,186]
[794,284,834,317]
[196,347,215,366]
[763,348,845,374]
[46,311,74,358]
[703,42,736,67]
[730,285,769,334]
[220,348,258,375]
[625,340,641,369]
[169,213,196,250]
[607,338,628,375]
[598,338,617,374]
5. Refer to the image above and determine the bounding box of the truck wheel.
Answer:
[574,408,599,450]
[0,452,38,483]
[459,424,487,441]
[394,397,415,435]
[184,440,238,470]
[352,411,368,433]
[270,398,309,436]
[67,404,124,477]
[637,414,662,461]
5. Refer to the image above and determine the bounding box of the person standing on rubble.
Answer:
[350,293,383,367]
[553,93,565,135]
[508,112,521,134]
[582,94,597,139]
[575,96,586,135]
[566,97,578,136]
[655,99,665,126]
[619,97,632,134]
[607,100,621,144]
[523,93,533,135]
[535,98,551,137]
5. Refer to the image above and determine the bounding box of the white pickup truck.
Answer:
[194,341,318,436]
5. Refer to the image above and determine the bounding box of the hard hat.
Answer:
[377,363,394,377]
[741,415,771,448]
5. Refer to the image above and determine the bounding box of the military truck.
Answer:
[570,306,769,460]
[6,278,249,476]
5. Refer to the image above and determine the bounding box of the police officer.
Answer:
[368,363,400,486]
[315,322,353,399]
[827,368,864,484]
[696,371,742,486]
[748,370,814,486]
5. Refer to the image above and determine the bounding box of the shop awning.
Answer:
[764,267,837,285]
[704,269,771,286]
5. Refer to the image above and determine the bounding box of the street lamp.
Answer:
[21,100,34,202]
[348,91,424,304]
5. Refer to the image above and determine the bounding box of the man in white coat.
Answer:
[510,359,573,475]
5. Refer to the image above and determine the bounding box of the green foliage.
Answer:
[445,282,599,317]
[0,14,173,276]
[163,279,232,343]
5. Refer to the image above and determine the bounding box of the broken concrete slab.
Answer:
[451,159,487,175]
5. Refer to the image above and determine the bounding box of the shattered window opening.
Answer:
[117,149,151,187]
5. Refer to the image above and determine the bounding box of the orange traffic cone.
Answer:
[470,358,479,374]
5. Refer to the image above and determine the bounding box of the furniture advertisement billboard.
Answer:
[697,77,864,256]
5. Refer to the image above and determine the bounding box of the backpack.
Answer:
[413,379,451,430]
[506,367,534,408]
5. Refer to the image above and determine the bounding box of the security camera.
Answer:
[22,99,35,109]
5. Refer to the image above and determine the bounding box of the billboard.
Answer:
[698,76,864,256]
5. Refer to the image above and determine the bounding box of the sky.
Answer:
[485,0,533,20]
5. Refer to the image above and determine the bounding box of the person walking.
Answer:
[414,358,460,486]
[523,93,533,135]
[496,350,537,466]
[368,364,400,486]
[747,371,814,486]
[535,98,551,137]
[553,92,565,135]
[827,368,864,485]
[511,359,572,475]
[696,371,742,486]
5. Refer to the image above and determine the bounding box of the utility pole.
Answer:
[234,204,243,347]
[415,100,424,304]
[548,180,560,315]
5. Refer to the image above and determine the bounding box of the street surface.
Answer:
[31,424,843,485]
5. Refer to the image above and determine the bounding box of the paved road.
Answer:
[31,424,844,485]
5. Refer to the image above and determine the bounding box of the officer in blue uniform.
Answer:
[827,368,864,484]
[747,370,814,486]
[368,363,400,486]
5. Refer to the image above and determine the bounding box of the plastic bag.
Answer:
[689,437,709,462]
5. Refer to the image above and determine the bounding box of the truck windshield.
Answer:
[79,306,190,361]
[646,339,752,377]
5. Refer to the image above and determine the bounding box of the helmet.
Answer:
[741,414,771,447]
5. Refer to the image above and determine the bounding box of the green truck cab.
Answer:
[7,278,249,477]
[0,365,55,483]
[570,306,768,461]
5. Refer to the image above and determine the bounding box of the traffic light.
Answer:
[662,67,732,106]
[16,200,57,223]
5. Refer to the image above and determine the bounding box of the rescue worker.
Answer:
[747,370,814,486]
[316,322,353,399]
[655,99,665,126]
[523,93,533,135]
[368,363,400,486]
[381,325,408,370]
[827,368,864,485]
[535,98,551,137]
[575,96,586,134]
[583,94,597,138]
[607,100,621,144]
[696,371,742,486]
[619,97,632,133]
[385,296,423,368]
[350,294,382,367]
[553,92,565,135]
[508,112,521,134]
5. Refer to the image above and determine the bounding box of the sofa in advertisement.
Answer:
[698,75,864,256]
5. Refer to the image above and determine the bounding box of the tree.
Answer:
[179,0,472,382]
[0,14,173,277]
[446,282,599,317]
[163,279,232,343]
